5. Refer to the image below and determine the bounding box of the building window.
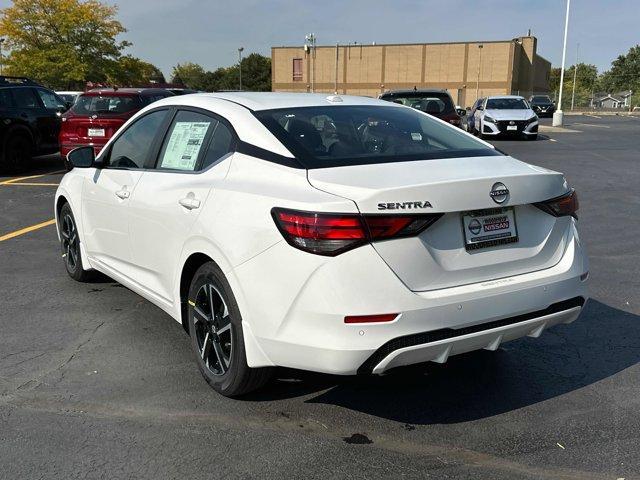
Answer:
[293,58,303,81]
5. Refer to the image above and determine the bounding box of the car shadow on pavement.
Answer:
[250,299,639,425]
[0,154,65,179]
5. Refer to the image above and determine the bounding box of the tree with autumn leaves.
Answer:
[0,0,164,89]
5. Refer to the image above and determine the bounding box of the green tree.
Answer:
[170,62,207,89]
[603,45,640,93]
[110,56,165,87]
[0,0,130,89]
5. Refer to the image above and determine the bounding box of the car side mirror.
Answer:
[66,146,95,169]
[477,105,484,111]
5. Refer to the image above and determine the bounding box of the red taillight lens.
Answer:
[272,209,367,255]
[534,189,579,218]
[272,208,442,256]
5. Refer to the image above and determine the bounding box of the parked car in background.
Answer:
[471,95,538,140]
[56,91,83,106]
[0,76,69,172]
[466,97,484,133]
[528,95,556,117]
[379,89,463,128]
[59,87,174,157]
[165,88,199,96]
[57,92,587,397]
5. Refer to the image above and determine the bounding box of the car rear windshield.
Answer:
[71,95,143,115]
[380,92,455,115]
[486,98,529,110]
[254,105,499,169]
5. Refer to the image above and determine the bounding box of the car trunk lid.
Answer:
[307,155,571,291]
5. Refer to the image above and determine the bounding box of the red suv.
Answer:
[379,89,464,128]
[59,88,174,157]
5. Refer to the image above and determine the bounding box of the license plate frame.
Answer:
[461,207,518,251]
[88,128,105,137]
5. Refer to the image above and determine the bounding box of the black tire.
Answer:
[187,262,273,397]
[1,132,32,173]
[59,203,94,282]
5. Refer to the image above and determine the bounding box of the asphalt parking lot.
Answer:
[1,114,639,479]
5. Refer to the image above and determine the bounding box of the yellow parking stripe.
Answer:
[0,219,56,242]
[2,182,59,186]
[0,170,65,185]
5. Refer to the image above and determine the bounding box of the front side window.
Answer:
[486,98,529,110]
[157,110,217,171]
[255,105,498,169]
[108,110,168,169]
[36,88,66,110]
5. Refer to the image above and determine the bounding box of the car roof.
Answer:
[84,88,174,97]
[485,95,526,100]
[381,89,449,95]
[186,92,393,111]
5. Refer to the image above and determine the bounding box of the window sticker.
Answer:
[160,121,211,170]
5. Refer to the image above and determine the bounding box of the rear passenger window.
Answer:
[0,89,14,107]
[201,122,233,169]
[13,88,39,108]
[157,110,216,171]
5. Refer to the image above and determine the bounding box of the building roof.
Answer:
[192,92,391,111]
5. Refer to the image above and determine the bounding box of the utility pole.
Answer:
[334,43,339,95]
[0,38,5,76]
[475,44,484,102]
[553,0,571,126]
[570,43,579,110]
[305,33,316,93]
[238,47,244,91]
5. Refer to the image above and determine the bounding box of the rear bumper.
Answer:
[234,223,589,375]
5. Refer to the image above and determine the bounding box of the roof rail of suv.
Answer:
[0,76,43,87]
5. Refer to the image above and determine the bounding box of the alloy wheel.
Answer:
[60,213,79,271]
[192,283,233,376]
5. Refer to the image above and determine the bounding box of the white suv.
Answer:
[471,95,539,140]
[56,92,587,396]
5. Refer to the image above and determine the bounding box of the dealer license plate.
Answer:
[88,128,105,137]
[462,207,518,250]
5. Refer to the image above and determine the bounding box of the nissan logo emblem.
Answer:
[490,182,509,204]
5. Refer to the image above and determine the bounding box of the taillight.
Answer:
[272,208,442,256]
[534,189,579,218]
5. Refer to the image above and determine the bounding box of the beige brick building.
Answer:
[271,36,551,107]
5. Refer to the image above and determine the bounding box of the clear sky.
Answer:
[2,0,637,77]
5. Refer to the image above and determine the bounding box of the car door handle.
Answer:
[115,189,130,200]
[178,197,201,210]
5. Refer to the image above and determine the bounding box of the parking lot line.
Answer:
[0,170,66,186]
[0,219,56,242]
[2,182,59,186]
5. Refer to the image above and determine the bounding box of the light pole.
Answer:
[0,38,5,76]
[570,43,579,110]
[334,42,339,95]
[305,33,316,93]
[475,44,483,102]
[237,47,244,91]
[553,0,571,126]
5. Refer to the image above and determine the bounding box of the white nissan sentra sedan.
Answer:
[55,93,588,397]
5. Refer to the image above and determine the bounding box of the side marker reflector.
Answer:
[344,313,399,324]
[187,300,196,307]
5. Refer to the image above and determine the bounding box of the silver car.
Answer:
[471,95,538,140]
